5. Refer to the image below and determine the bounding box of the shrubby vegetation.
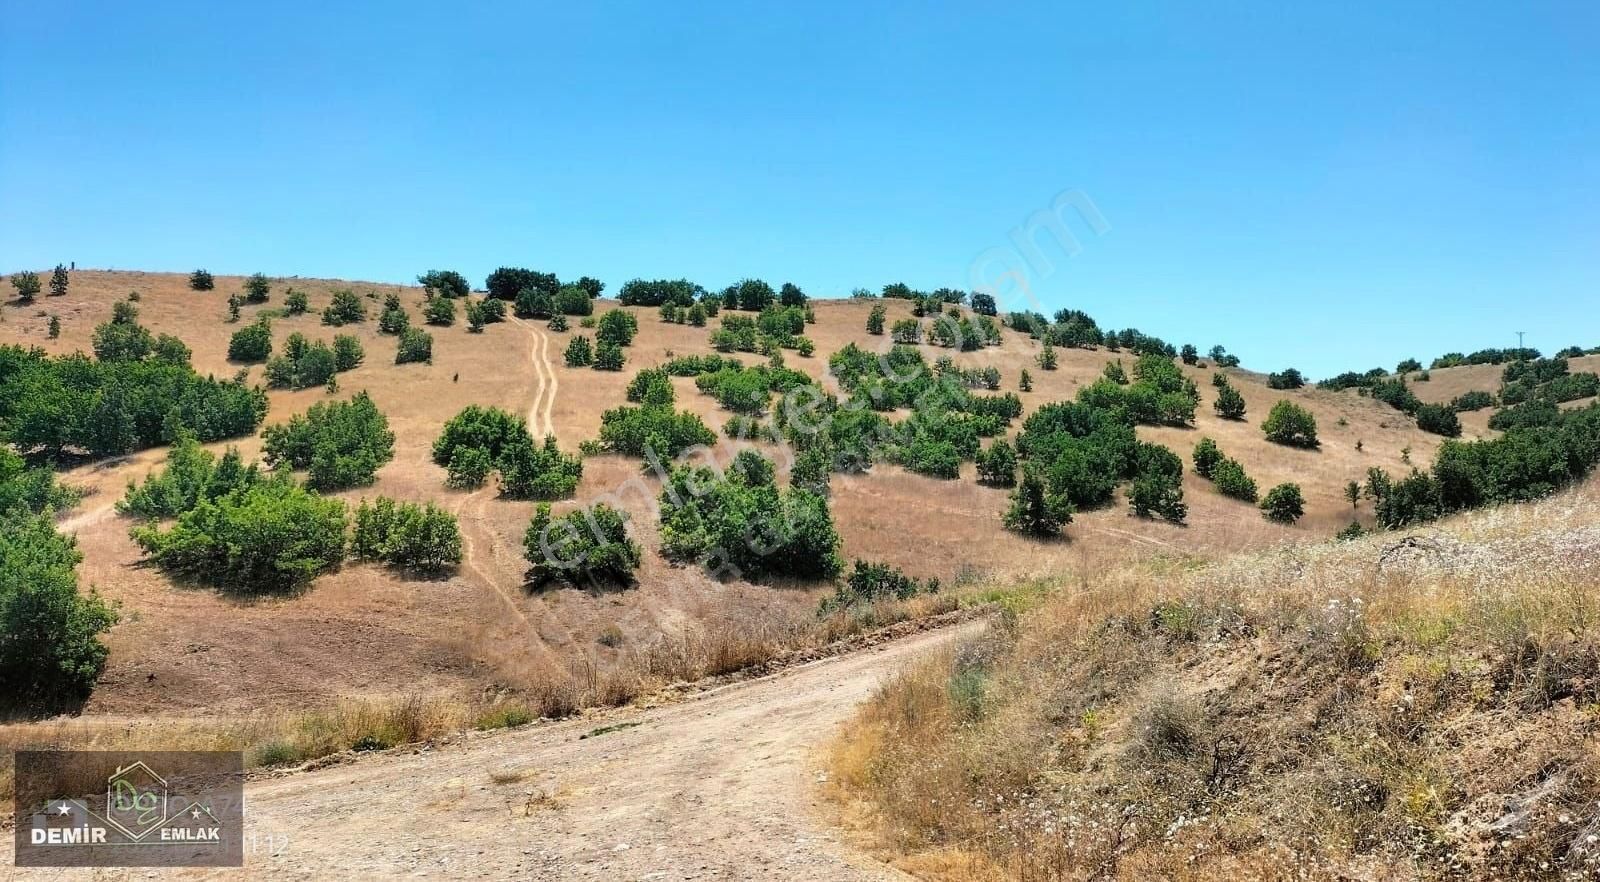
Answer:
[432,405,582,498]
[321,289,367,326]
[596,402,717,460]
[264,333,349,390]
[189,269,215,291]
[1262,400,1318,447]
[119,434,260,519]
[243,273,272,303]
[132,474,348,594]
[228,318,272,362]
[658,450,843,580]
[1266,368,1304,389]
[1259,482,1305,523]
[395,328,432,364]
[523,503,640,587]
[618,278,704,307]
[262,392,395,490]
[417,269,471,299]
[0,343,267,460]
[820,560,939,614]
[350,496,461,573]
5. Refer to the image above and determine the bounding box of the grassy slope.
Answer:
[830,478,1600,881]
[0,270,1460,719]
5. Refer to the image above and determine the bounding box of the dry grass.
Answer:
[830,479,1600,881]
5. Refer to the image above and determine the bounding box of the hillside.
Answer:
[830,478,1600,880]
[0,270,1498,722]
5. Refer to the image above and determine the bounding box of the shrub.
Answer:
[417,269,471,298]
[564,335,594,367]
[48,264,69,297]
[1019,369,1032,392]
[423,296,456,326]
[867,303,887,335]
[92,315,155,362]
[597,404,716,459]
[1414,402,1462,437]
[1213,382,1247,420]
[228,320,272,362]
[970,292,997,316]
[1,513,117,711]
[119,436,259,519]
[350,497,461,572]
[284,288,310,315]
[261,392,395,490]
[687,303,707,326]
[1129,471,1187,524]
[378,296,410,335]
[618,278,702,307]
[596,310,638,347]
[1003,469,1072,537]
[321,289,367,325]
[1259,482,1305,523]
[975,439,1018,486]
[445,446,493,489]
[486,267,559,301]
[1036,340,1058,370]
[1212,457,1258,502]
[1266,368,1304,389]
[890,318,921,344]
[524,503,640,587]
[132,477,348,594]
[497,435,583,499]
[264,337,339,390]
[626,367,675,406]
[332,334,364,371]
[11,271,41,302]
[658,455,843,580]
[47,315,61,339]
[395,328,432,364]
[1192,437,1222,479]
[515,286,553,319]
[555,285,593,316]
[593,340,626,371]
[1397,357,1422,374]
[189,269,215,291]
[243,273,272,303]
[547,313,568,332]
[820,560,931,612]
[1262,400,1318,447]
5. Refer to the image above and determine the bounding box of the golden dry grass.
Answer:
[0,270,1462,729]
[830,479,1600,881]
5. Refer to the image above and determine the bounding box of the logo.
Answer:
[13,751,243,867]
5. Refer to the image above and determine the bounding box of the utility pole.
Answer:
[1516,330,1525,351]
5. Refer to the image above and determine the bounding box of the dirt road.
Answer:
[161,622,971,880]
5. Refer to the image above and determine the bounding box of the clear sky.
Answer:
[2,2,1596,376]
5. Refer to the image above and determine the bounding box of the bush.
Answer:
[262,392,395,490]
[658,455,843,580]
[1266,368,1305,389]
[486,267,559,301]
[1129,470,1187,524]
[228,320,272,363]
[626,368,675,407]
[119,436,259,519]
[1451,390,1496,412]
[10,271,41,302]
[243,273,272,303]
[395,328,432,364]
[971,292,997,316]
[445,447,493,489]
[1191,437,1222,479]
[417,269,471,298]
[1397,357,1422,374]
[596,310,639,347]
[555,285,593,316]
[564,335,593,367]
[1212,457,1258,502]
[264,336,339,390]
[49,264,69,297]
[92,315,155,362]
[321,289,367,325]
[1,513,117,711]
[515,286,553,319]
[597,404,717,459]
[618,278,702,307]
[497,435,583,499]
[284,289,310,315]
[378,296,410,335]
[1259,482,1305,523]
[1003,469,1072,537]
[1262,400,1319,447]
[132,477,348,594]
[1036,340,1058,370]
[547,313,568,332]
[423,296,456,326]
[890,318,921,344]
[189,269,215,291]
[593,340,626,371]
[820,560,932,613]
[333,334,364,371]
[1213,382,1247,420]
[867,303,887,335]
[524,503,640,587]
[1414,402,1462,437]
[350,497,461,572]
[976,439,1018,486]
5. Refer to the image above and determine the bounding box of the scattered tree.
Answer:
[564,335,594,366]
[243,273,272,303]
[395,328,433,364]
[49,264,69,297]
[189,269,215,291]
[11,271,41,302]
[524,503,640,587]
[1259,482,1306,524]
[1262,400,1319,448]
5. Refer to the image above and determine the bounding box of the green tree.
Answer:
[261,391,395,490]
[658,457,842,580]
[395,328,432,364]
[626,368,676,406]
[243,273,271,303]
[555,285,594,316]
[189,269,215,291]
[47,315,60,338]
[866,303,886,335]
[132,477,348,594]
[779,282,807,306]
[466,302,486,332]
[49,264,69,297]
[1,513,117,711]
[496,434,583,499]
[1213,382,1247,420]
[11,271,42,302]
[417,269,471,298]
[524,503,640,587]
[1343,480,1361,511]
[1180,343,1198,365]
[1036,340,1058,371]
[1192,437,1222,479]
[321,289,367,326]
[1129,471,1187,524]
[226,293,242,323]
[351,497,461,573]
[1262,400,1319,448]
[284,288,310,315]
[1259,482,1306,524]
[593,341,626,371]
[333,334,364,371]
[1003,468,1072,537]
[975,439,1018,486]
[227,319,272,363]
[564,335,594,367]
[547,313,568,332]
[1415,403,1462,437]
[1212,457,1258,502]
[423,296,456,327]
[1019,369,1032,392]
[379,294,410,334]
[596,309,639,347]
[92,316,155,362]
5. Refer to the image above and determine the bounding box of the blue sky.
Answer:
[2,2,1596,376]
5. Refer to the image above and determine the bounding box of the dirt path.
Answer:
[510,316,557,437]
[157,623,974,880]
